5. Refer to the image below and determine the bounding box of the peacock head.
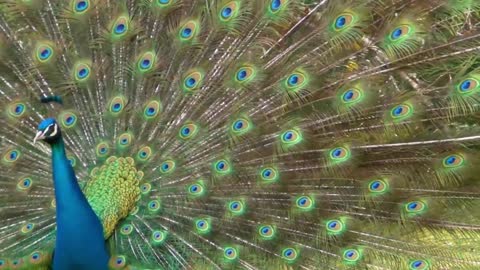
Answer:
[34,118,61,144]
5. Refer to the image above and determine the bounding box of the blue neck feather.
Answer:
[50,137,109,270]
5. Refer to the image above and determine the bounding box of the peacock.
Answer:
[1,0,480,269]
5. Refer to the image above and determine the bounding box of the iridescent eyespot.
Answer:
[120,224,133,235]
[35,43,54,63]
[343,248,361,263]
[442,154,464,168]
[457,78,479,94]
[74,62,91,81]
[148,199,161,212]
[17,177,33,191]
[179,20,199,41]
[137,51,156,73]
[405,200,427,214]
[341,88,363,104]
[390,25,412,41]
[187,182,206,197]
[235,65,256,83]
[73,0,89,13]
[213,159,232,175]
[7,102,26,118]
[143,100,161,119]
[260,167,279,183]
[109,255,126,268]
[108,96,126,115]
[96,142,110,158]
[368,179,388,195]
[409,259,430,270]
[20,222,34,234]
[11,259,23,267]
[29,251,43,264]
[151,230,167,245]
[140,183,152,195]
[281,248,298,263]
[258,225,275,239]
[112,16,129,37]
[333,13,354,31]
[60,111,77,128]
[390,103,413,120]
[295,195,314,211]
[137,146,152,162]
[179,122,199,140]
[160,160,176,174]
[280,129,302,146]
[284,71,308,92]
[183,71,203,93]
[224,247,238,261]
[326,219,345,235]
[227,200,245,215]
[231,117,252,135]
[329,146,351,162]
[220,1,240,22]
[269,0,283,13]
[195,218,211,234]
[117,132,133,148]
[156,0,172,6]
[3,148,21,164]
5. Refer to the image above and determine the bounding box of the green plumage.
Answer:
[1,0,480,269]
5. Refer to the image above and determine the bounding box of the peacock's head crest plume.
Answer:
[34,118,61,144]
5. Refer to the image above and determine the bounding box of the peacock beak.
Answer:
[33,130,45,144]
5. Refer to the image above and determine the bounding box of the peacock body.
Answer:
[0,0,480,269]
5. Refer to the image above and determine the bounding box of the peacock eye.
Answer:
[390,25,411,41]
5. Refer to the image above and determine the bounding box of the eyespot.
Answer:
[72,0,89,14]
[390,25,412,41]
[231,117,252,135]
[213,159,231,175]
[143,100,161,120]
[220,1,240,22]
[223,246,238,261]
[0,259,8,268]
[390,103,413,120]
[442,154,464,168]
[183,70,204,93]
[409,259,430,270]
[109,255,126,268]
[281,248,298,262]
[35,43,54,63]
[258,225,276,239]
[156,0,172,7]
[187,182,206,197]
[269,0,283,13]
[333,13,354,31]
[329,146,351,162]
[457,78,479,95]
[112,16,129,37]
[284,71,308,92]
[74,62,91,81]
[179,20,199,41]
[148,199,161,212]
[137,146,152,162]
[108,96,126,115]
[326,219,345,235]
[151,230,167,245]
[117,132,133,149]
[59,111,77,129]
[7,102,26,118]
[235,65,256,83]
[368,179,389,195]
[11,259,23,268]
[195,218,211,234]
[17,177,33,191]
[120,224,133,235]
[3,148,21,164]
[137,51,156,73]
[160,160,176,174]
[96,142,110,158]
[140,183,152,195]
[341,88,363,104]
[343,248,361,263]
[295,195,314,211]
[280,129,302,146]
[227,200,245,215]
[260,167,279,183]
[405,200,427,214]
[29,251,43,264]
[20,222,35,234]
[179,122,199,140]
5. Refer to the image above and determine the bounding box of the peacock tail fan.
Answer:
[0,0,480,269]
